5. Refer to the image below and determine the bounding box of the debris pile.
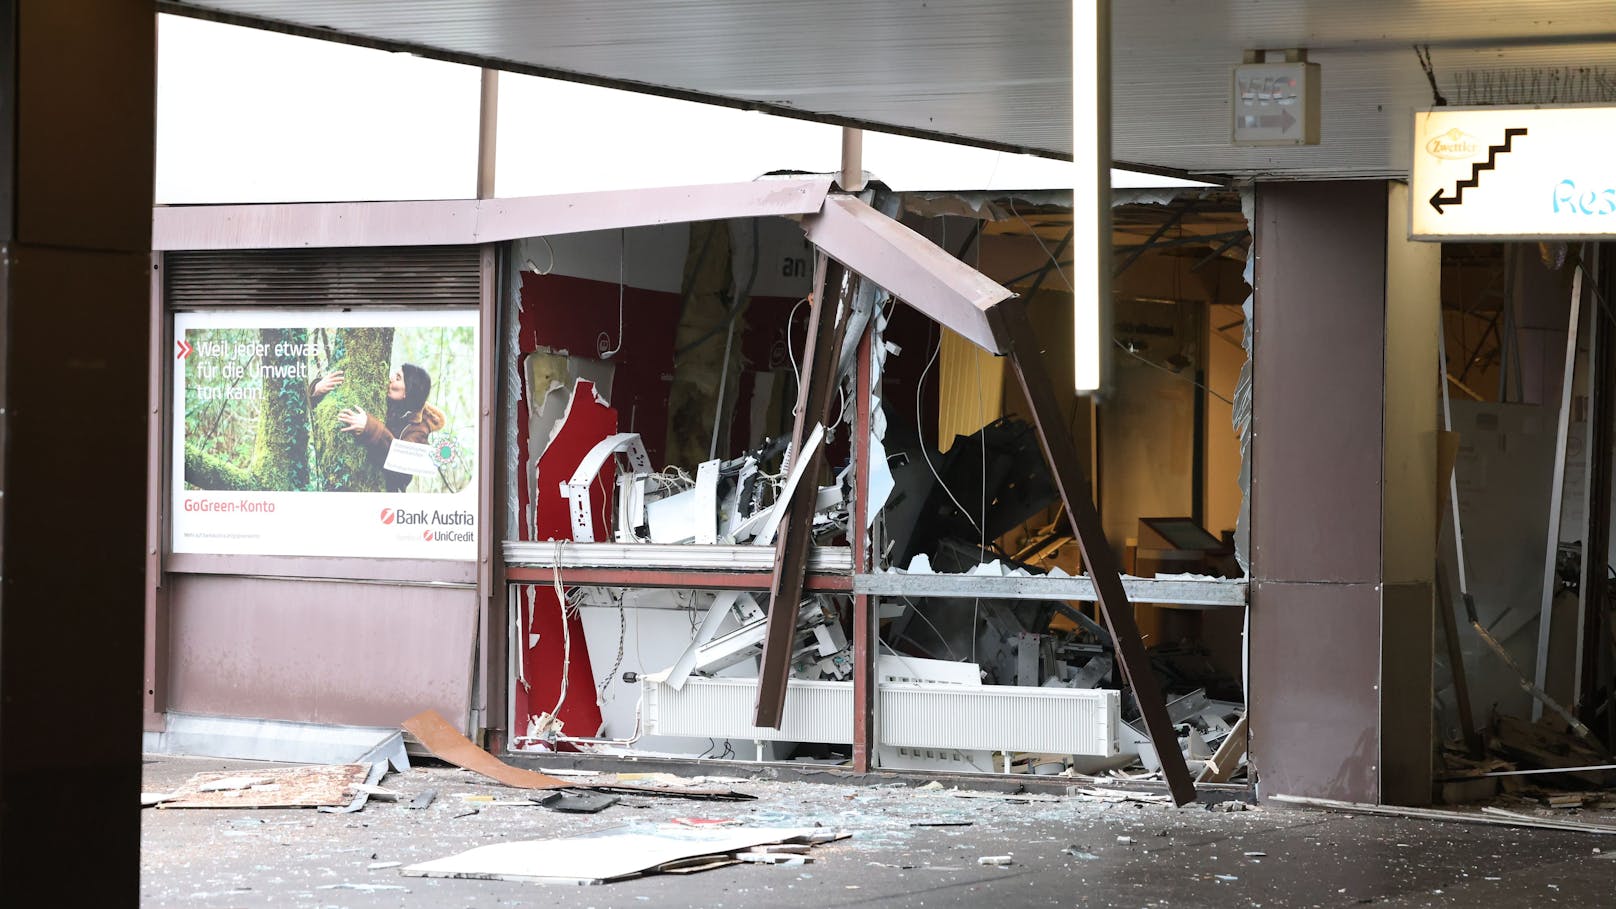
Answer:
[1438,713,1616,808]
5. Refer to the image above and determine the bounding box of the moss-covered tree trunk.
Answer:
[183,444,255,490]
[183,327,312,491]
[254,327,312,489]
[311,326,393,491]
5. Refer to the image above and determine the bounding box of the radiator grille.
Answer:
[880,684,1118,756]
[641,677,852,744]
[642,677,1119,757]
[164,246,481,308]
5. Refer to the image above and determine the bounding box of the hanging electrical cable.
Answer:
[543,539,574,737]
[598,228,626,359]
[917,324,982,538]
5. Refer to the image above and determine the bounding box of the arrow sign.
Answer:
[1429,127,1528,214]
[176,339,193,359]
[1256,108,1297,133]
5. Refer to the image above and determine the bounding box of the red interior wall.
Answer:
[511,379,615,743]
[507,271,837,743]
[518,271,680,466]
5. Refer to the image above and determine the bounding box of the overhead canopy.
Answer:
[154,180,1016,353]
[164,1,1616,178]
[151,178,833,249]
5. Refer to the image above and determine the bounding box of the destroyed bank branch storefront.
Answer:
[147,162,1612,807]
[144,180,1254,804]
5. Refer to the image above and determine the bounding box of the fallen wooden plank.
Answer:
[402,711,575,790]
[401,710,754,800]
[1197,714,1249,784]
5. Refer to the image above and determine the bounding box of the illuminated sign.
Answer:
[1411,106,1616,239]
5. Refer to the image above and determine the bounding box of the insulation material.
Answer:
[936,326,1005,453]
[665,221,745,467]
[513,379,616,743]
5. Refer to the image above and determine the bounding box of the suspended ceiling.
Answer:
[163,1,1616,179]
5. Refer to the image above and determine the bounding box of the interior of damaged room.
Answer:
[1433,240,1616,808]
[499,184,1257,787]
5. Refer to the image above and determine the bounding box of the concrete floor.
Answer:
[142,755,1615,908]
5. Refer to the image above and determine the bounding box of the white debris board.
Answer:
[401,825,838,885]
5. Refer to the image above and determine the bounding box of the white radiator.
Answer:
[641,677,852,744]
[880,683,1118,756]
[641,676,1119,757]
[874,655,992,771]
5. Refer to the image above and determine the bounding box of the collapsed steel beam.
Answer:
[993,297,1197,806]
[802,194,1009,354]
[773,193,1196,803]
[754,255,855,728]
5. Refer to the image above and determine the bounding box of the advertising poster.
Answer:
[172,309,480,560]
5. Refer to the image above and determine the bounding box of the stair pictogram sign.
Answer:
[1429,127,1528,214]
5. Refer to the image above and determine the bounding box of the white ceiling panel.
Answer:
[163,0,1616,177]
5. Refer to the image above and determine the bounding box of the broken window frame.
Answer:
[498,185,1253,805]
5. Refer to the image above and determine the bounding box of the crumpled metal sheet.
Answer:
[1232,189,1256,575]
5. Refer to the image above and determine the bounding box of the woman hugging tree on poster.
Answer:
[333,363,446,493]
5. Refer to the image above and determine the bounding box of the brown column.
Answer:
[0,0,154,898]
[1249,181,1439,806]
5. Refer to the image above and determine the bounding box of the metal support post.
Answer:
[1436,326,1482,757]
[755,255,855,727]
[852,321,876,771]
[1533,255,1586,719]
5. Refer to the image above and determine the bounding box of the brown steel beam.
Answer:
[755,255,855,727]
[996,297,1198,806]
[852,321,876,772]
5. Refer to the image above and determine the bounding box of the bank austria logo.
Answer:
[1426,127,1480,160]
[379,504,476,542]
